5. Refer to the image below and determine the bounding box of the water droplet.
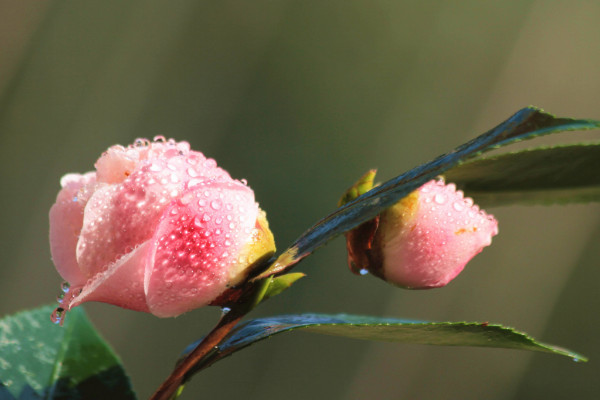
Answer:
[134,138,149,147]
[188,178,202,188]
[240,179,248,185]
[453,201,464,212]
[359,268,369,276]
[572,357,581,363]
[464,198,474,207]
[181,193,193,204]
[211,200,222,210]
[202,213,211,222]
[187,168,199,178]
[149,163,162,172]
[51,307,66,325]
[434,193,446,204]
[61,282,70,293]
[221,307,231,315]
[153,135,167,142]
[194,216,203,227]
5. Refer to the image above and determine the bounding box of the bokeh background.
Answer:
[1,1,599,399]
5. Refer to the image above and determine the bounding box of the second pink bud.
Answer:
[343,174,498,289]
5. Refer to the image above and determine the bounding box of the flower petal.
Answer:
[76,145,232,277]
[69,241,152,312]
[381,180,498,288]
[49,172,96,286]
[145,180,259,317]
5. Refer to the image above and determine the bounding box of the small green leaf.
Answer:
[256,107,600,279]
[445,143,600,207]
[0,305,136,399]
[262,273,306,301]
[338,169,377,207]
[181,313,586,378]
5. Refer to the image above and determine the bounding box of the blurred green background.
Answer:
[1,1,599,399]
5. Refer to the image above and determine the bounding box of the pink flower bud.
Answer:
[49,138,275,317]
[346,179,498,288]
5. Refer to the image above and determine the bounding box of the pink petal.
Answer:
[49,172,96,286]
[382,180,498,288]
[95,145,138,184]
[76,144,231,278]
[145,180,259,317]
[69,241,151,312]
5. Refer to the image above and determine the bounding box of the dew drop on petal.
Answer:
[61,281,70,293]
[149,163,162,172]
[434,193,446,204]
[187,168,199,178]
[50,307,66,325]
[359,268,369,276]
[453,201,464,212]
[187,179,202,188]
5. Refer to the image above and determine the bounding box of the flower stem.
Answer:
[150,309,245,400]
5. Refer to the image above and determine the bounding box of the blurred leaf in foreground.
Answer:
[0,305,136,400]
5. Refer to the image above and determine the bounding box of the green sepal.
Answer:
[338,169,377,207]
[262,272,306,301]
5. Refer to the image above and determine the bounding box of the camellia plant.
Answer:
[0,107,599,399]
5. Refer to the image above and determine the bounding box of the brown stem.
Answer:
[149,309,245,400]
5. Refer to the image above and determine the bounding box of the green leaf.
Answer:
[256,107,600,279]
[262,273,306,301]
[181,313,586,378]
[0,305,136,399]
[445,143,600,207]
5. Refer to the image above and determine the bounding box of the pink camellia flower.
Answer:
[345,177,498,289]
[50,137,275,318]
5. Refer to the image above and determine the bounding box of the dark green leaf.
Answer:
[256,107,600,279]
[181,313,586,379]
[0,305,136,400]
[445,143,600,207]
